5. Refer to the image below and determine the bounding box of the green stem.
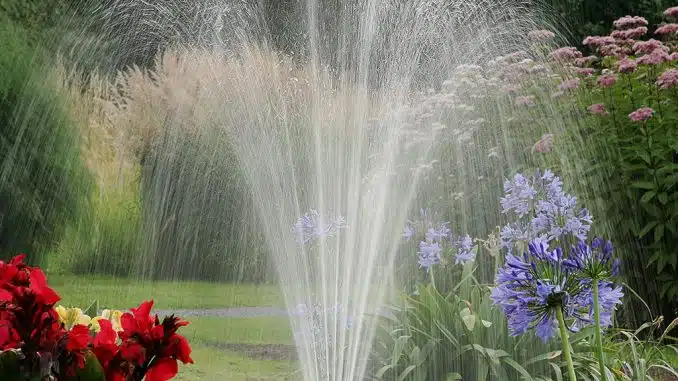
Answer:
[429,267,436,290]
[592,280,607,381]
[556,307,577,381]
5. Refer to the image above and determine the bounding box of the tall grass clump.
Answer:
[43,61,145,277]
[93,49,300,282]
[0,16,92,264]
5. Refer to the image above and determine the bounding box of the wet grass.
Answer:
[186,316,293,346]
[49,274,284,310]
[176,317,297,381]
[176,347,298,381]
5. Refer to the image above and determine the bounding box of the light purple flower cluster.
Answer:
[404,209,476,270]
[491,238,623,341]
[499,170,592,252]
[293,209,348,244]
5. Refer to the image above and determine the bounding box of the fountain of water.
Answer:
[43,1,575,380]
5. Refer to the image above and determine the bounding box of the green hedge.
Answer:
[0,15,92,264]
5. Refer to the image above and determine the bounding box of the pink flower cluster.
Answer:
[576,67,595,76]
[583,36,616,47]
[527,30,556,41]
[629,107,654,122]
[587,103,609,116]
[656,23,678,35]
[637,49,671,65]
[633,39,669,54]
[550,47,583,62]
[558,78,581,90]
[656,68,678,89]
[613,16,649,30]
[597,75,617,88]
[611,27,648,39]
[665,6,678,18]
[618,58,638,73]
[574,55,598,67]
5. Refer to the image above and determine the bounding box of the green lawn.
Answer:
[186,316,293,346]
[176,347,298,381]
[49,274,284,310]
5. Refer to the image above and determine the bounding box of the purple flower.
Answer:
[418,241,442,270]
[500,170,592,251]
[293,210,348,244]
[564,238,620,279]
[404,209,475,270]
[491,239,590,341]
[453,235,475,264]
[426,223,452,242]
[403,224,415,241]
[501,173,537,218]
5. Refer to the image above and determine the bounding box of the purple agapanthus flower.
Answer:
[491,239,590,342]
[418,241,442,270]
[453,234,475,264]
[404,209,475,270]
[500,170,592,251]
[293,209,348,244]
[564,237,621,279]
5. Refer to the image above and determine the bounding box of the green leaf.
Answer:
[502,357,534,381]
[396,365,417,381]
[659,192,669,205]
[74,352,106,381]
[391,335,411,366]
[83,300,99,318]
[446,373,463,381]
[631,181,656,190]
[549,363,563,381]
[0,350,22,381]
[655,223,665,243]
[638,150,651,165]
[460,307,476,331]
[374,364,396,380]
[638,221,658,238]
[524,351,562,366]
[640,190,656,203]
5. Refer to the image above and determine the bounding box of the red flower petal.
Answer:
[9,254,26,266]
[173,334,193,364]
[131,300,154,328]
[28,269,60,305]
[145,357,178,381]
[67,324,92,351]
[120,312,136,333]
[0,289,13,302]
[151,324,164,340]
[120,342,145,364]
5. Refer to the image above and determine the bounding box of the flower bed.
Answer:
[0,255,193,380]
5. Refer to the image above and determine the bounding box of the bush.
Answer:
[546,11,678,325]
[0,16,91,264]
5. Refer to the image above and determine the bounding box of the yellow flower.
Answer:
[91,309,123,332]
[54,305,91,329]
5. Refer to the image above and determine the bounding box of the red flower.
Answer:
[67,324,91,351]
[93,319,119,368]
[116,301,193,381]
[27,268,60,306]
[93,319,134,381]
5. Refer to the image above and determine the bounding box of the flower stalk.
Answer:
[556,307,577,381]
[592,280,607,380]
